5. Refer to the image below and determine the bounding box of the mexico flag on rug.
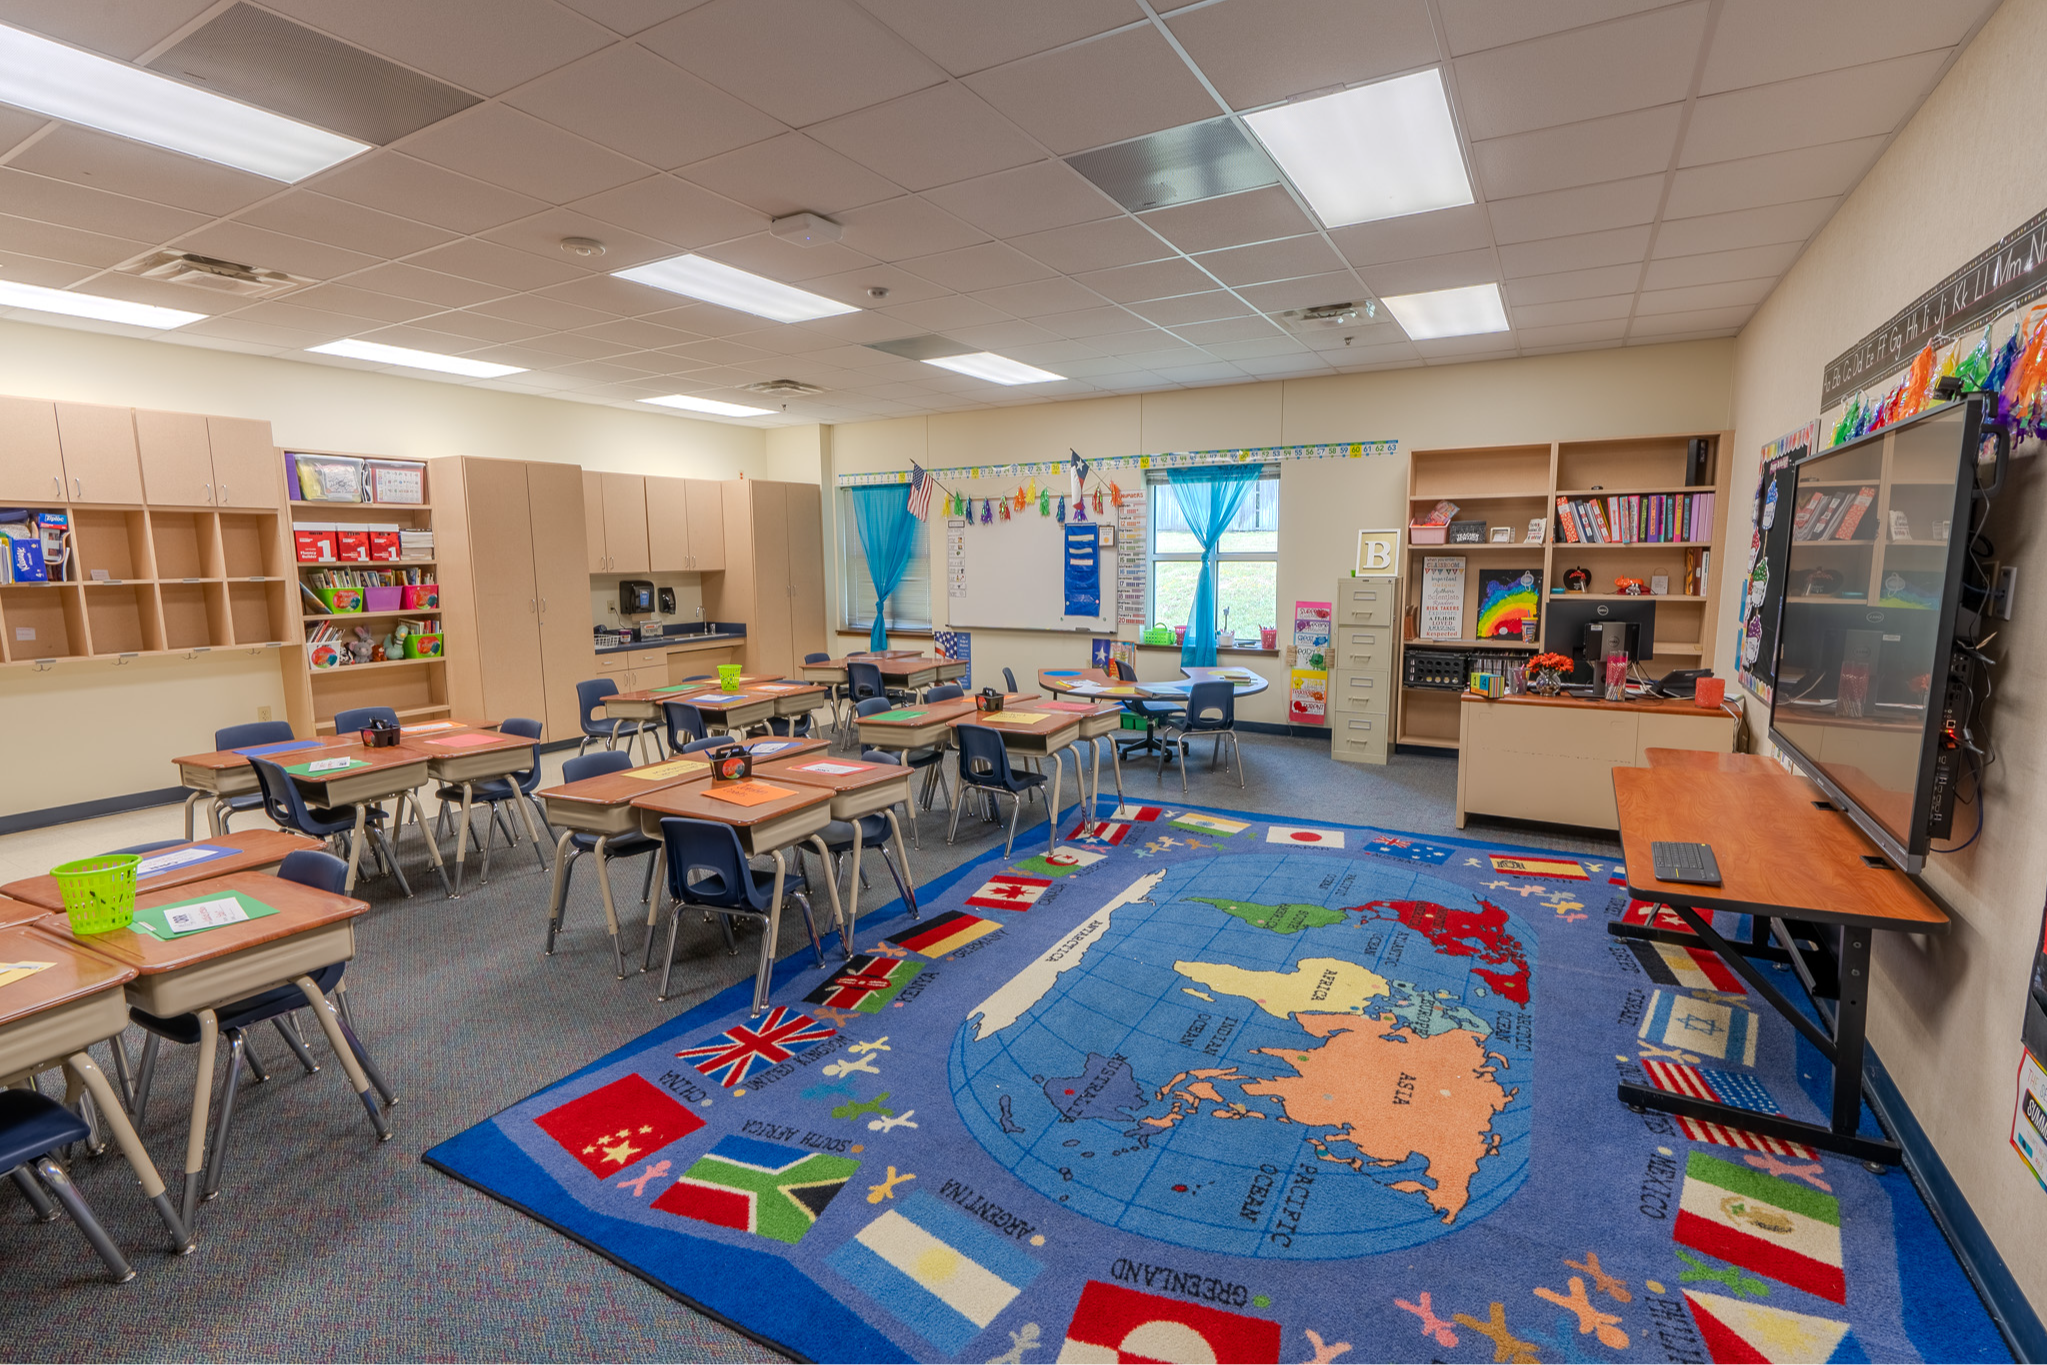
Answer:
[965,874,1052,911]
[1058,1280,1282,1363]
[1266,824,1345,848]
[531,1074,704,1178]
[1674,1151,1844,1302]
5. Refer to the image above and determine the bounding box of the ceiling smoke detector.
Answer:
[1278,300,1376,330]
[559,236,606,258]
[742,378,824,397]
[119,250,312,299]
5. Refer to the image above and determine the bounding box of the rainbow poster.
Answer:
[1476,569,1542,639]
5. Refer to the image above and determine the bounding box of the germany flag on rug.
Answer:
[885,910,999,958]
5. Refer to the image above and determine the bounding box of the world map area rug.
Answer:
[425,803,2007,1364]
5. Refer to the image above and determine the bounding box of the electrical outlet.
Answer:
[1995,564,2018,620]
[257,705,272,721]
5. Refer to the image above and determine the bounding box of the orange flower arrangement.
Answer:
[1526,652,1574,676]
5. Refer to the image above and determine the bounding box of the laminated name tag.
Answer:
[307,756,356,773]
[162,897,250,934]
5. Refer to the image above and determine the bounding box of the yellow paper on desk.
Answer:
[983,710,1057,726]
[0,961,53,990]
[627,759,709,780]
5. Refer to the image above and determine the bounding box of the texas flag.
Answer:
[1109,805,1163,822]
[1057,1280,1281,1363]
[1266,825,1346,848]
[965,874,1052,911]
[531,1074,704,1178]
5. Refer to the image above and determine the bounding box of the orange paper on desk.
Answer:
[428,732,501,749]
[983,710,1056,726]
[703,780,797,807]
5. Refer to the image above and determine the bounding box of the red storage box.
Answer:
[367,526,401,562]
[335,530,369,562]
[294,527,337,562]
[401,583,438,609]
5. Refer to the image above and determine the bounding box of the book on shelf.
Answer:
[1552,492,1714,545]
[1831,486,1877,540]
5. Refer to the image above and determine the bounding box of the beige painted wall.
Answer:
[1719,0,2047,1303]
[825,342,1735,721]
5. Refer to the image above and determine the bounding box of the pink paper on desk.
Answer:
[427,733,502,749]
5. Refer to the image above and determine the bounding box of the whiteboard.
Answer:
[944,514,1117,633]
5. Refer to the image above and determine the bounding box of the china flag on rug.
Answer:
[1265,824,1346,848]
[532,1074,704,1178]
[965,874,1052,911]
[1641,1061,1815,1158]
[1058,1280,1282,1363]
[1674,1151,1844,1302]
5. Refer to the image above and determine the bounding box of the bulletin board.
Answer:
[945,513,1117,633]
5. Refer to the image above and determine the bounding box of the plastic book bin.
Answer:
[401,584,438,609]
[314,586,363,613]
[404,633,444,659]
[364,585,402,611]
[52,855,139,936]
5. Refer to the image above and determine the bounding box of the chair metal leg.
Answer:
[518,796,551,870]
[1004,791,1022,858]
[11,1164,58,1221]
[369,824,412,897]
[201,1031,247,1201]
[132,1035,161,1127]
[273,1015,319,1074]
[241,1029,271,1085]
[947,784,967,844]
[1232,730,1245,786]
[33,1156,135,1284]
[641,852,658,905]
[291,977,390,1144]
[105,1034,134,1114]
[792,891,826,967]
[545,839,581,955]
[656,897,687,1002]
[749,852,789,1017]
[334,987,397,1110]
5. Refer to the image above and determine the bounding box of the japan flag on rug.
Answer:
[1266,824,1346,848]
[965,874,1052,911]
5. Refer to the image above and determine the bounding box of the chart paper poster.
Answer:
[1287,669,1327,724]
[2012,1048,2047,1191]
[1420,556,1467,640]
[1064,524,1100,617]
[934,628,971,688]
[1116,496,1147,625]
[946,519,967,600]
[1289,599,1329,725]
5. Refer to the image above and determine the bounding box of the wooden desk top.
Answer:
[603,676,780,704]
[825,653,945,674]
[266,737,434,785]
[754,756,913,794]
[174,722,498,772]
[1463,690,1740,719]
[738,735,829,760]
[666,688,783,713]
[1645,748,1784,774]
[859,693,1032,729]
[0,830,322,912]
[539,758,711,806]
[0,925,134,1029]
[1014,696,1123,719]
[953,707,1083,737]
[31,872,369,975]
[629,778,834,828]
[0,896,54,930]
[1613,767,1949,931]
[409,728,536,759]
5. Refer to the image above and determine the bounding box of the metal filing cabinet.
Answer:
[1329,574,1396,765]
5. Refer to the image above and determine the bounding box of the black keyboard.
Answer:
[1651,840,1722,885]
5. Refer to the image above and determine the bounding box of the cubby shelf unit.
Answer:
[1395,432,1734,751]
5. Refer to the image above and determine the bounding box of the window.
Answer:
[1148,470,1279,645]
[837,489,933,632]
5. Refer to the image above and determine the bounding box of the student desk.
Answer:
[0,896,44,929]
[802,653,966,692]
[281,740,451,897]
[170,722,497,839]
[411,727,545,895]
[1,830,321,912]
[36,870,385,1226]
[951,708,1084,855]
[629,778,847,1014]
[600,676,780,760]
[854,693,1033,754]
[737,734,829,762]
[669,688,786,739]
[1608,765,1948,1166]
[0,924,193,1255]
[755,756,919,943]
[1012,697,1124,816]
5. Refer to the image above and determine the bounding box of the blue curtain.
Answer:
[850,485,917,652]
[1169,465,1262,668]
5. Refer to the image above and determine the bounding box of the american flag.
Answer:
[1641,1060,1817,1158]
[675,1006,836,1087]
[906,463,934,521]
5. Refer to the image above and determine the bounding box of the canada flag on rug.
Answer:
[1629,939,1745,993]
[965,874,1052,911]
[531,1074,704,1178]
[675,1006,836,1087]
[1674,1151,1844,1302]
[1108,805,1162,822]
[1641,1061,1816,1158]
[1058,1280,1282,1363]
[1266,824,1345,848]
[803,954,924,1013]
[1073,820,1129,844]
[1683,1291,1857,1362]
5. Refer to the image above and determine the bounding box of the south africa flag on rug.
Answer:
[804,954,923,1013]
[652,1135,859,1245]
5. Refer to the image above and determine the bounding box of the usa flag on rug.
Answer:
[676,1007,836,1087]
[1641,1060,1816,1158]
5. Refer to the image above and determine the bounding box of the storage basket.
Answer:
[314,585,363,613]
[716,664,743,690]
[404,632,443,658]
[51,854,139,935]
[364,585,402,611]
[401,583,438,609]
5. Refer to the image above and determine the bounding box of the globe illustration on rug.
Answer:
[948,851,1535,1259]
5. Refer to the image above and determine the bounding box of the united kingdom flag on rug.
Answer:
[1641,1060,1816,1158]
[964,874,1051,911]
[676,1006,836,1087]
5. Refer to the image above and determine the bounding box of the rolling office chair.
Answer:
[198,720,297,837]
[1,1090,137,1282]
[128,849,393,1226]
[330,706,398,736]
[248,757,413,897]
[1113,658,1181,761]
[651,817,828,1011]
[1156,680,1244,792]
[575,678,657,762]
[543,750,662,981]
[949,723,1046,858]
[433,717,550,879]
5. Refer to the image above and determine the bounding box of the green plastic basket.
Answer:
[717,664,743,691]
[51,854,140,936]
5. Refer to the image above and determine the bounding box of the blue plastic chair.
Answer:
[576,678,655,760]
[198,720,296,836]
[949,723,1045,857]
[811,751,920,937]
[434,717,549,876]
[128,849,393,1225]
[680,736,727,754]
[1157,680,1243,792]
[249,757,410,897]
[896,685,961,821]
[545,751,661,980]
[1,1089,135,1282]
[805,651,847,736]
[653,817,827,1013]
[331,706,398,736]
[662,700,707,753]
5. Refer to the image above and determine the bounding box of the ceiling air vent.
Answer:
[742,379,825,397]
[1278,300,1377,330]
[120,251,313,299]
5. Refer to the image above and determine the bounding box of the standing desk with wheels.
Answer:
[2,831,320,911]
[412,727,545,895]
[1013,697,1125,822]
[0,924,193,1256]
[282,741,450,897]
[30,870,386,1228]
[755,756,918,944]
[950,708,1084,856]
[1607,765,1949,1166]
[629,778,848,1012]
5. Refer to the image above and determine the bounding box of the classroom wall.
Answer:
[1716,0,2047,1306]
[822,342,1736,721]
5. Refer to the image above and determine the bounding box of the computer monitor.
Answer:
[1544,597,1658,683]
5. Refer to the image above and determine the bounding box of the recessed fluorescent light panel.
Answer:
[1244,69,1473,228]
[1380,283,1510,340]
[307,339,524,378]
[642,394,775,417]
[0,21,370,182]
[922,353,1063,385]
[0,279,204,328]
[614,254,857,324]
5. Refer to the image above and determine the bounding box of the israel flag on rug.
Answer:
[1640,988,1758,1065]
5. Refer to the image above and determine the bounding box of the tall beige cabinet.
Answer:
[706,478,826,676]
[437,458,594,741]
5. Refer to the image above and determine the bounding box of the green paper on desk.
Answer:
[287,755,368,775]
[130,889,280,940]
[654,684,708,694]
[868,708,926,722]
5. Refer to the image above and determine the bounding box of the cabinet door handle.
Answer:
[530,597,537,613]
[204,482,212,504]
[73,477,82,499]
[539,596,548,615]
[219,483,227,504]
[52,475,60,495]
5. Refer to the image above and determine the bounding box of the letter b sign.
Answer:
[1356,529,1399,574]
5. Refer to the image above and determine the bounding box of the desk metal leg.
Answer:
[341,806,369,894]
[451,782,477,896]
[751,852,788,1017]
[293,975,391,1143]
[1045,751,1063,855]
[511,787,550,870]
[642,844,667,974]
[590,836,627,980]
[181,790,205,842]
[809,835,852,961]
[405,792,453,898]
[63,1051,192,1254]
[543,829,576,954]
[885,809,919,921]
[844,825,864,953]
[181,1009,218,1228]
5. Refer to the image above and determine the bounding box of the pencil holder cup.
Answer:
[52,855,139,935]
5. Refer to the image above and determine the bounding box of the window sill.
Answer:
[1135,643,1280,657]
[837,627,933,638]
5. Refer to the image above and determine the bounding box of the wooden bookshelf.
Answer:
[1394,432,1734,751]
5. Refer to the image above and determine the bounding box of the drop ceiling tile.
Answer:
[402,106,651,206]
[698,233,877,284]
[1232,353,1336,378]
[724,323,848,355]
[288,282,442,324]
[1170,315,1289,345]
[0,107,47,155]
[968,276,1110,320]
[1090,329,1195,359]
[0,168,207,244]
[1487,174,1664,245]
[515,331,646,361]
[1234,271,1361,313]
[530,275,681,321]
[1125,291,1251,327]
[964,27,1220,157]
[925,160,1122,238]
[1074,256,1215,304]
[345,261,509,308]
[179,316,338,350]
[550,359,660,384]
[475,208,677,274]
[1652,197,1833,257]
[83,273,261,312]
[259,0,615,95]
[680,134,900,218]
[554,0,710,36]
[1200,336,1309,360]
[1633,277,1774,314]
[198,299,362,339]
[1498,224,1651,276]
[0,252,91,289]
[881,294,1011,329]
[1360,248,1498,296]
[1640,241,1800,290]
[504,43,783,171]
[413,309,553,344]
[355,321,510,355]
[1628,304,1752,335]
[173,220,382,280]
[1136,186,1310,256]
[1153,361,1250,385]
[644,300,787,336]
[1471,104,1684,200]
[810,84,1040,191]
[640,0,944,126]
[1194,234,1345,287]
[1682,50,1949,166]
[10,126,275,217]
[1001,338,1113,364]
[1118,348,1214,371]
[568,175,766,249]
[313,151,548,234]
[2,0,219,60]
[235,191,455,259]
[1165,0,1439,111]
[408,238,589,291]
[461,342,590,369]
[899,241,1053,292]
[943,319,1062,350]
[1323,205,1493,269]
[1438,0,1688,56]
[1509,294,1632,326]
[1051,355,1152,378]
[852,0,1143,76]
[1297,320,1405,349]
[1034,305,1149,338]
[1502,262,1642,304]
[791,264,948,310]
[1452,3,1708,140]
[1515,318,1631,345]
[1702,0,1988,96]
[1665,136,1886,218]
[1415,335,1519,361]
[1008,217,1167,275]
[798,312,934,346]
[834,196,988,261]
